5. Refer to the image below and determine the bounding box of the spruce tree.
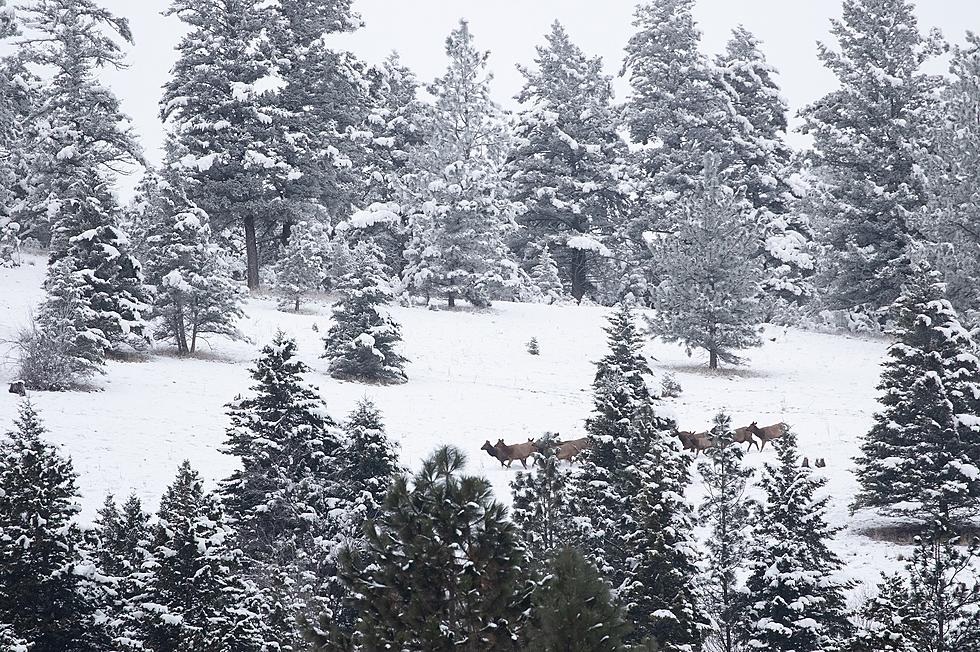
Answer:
[274,219,328,312]
[716,27,813,311]
[141,176,245,354]
[854,266,980,525]
[650,153,763,369]
[742,428,853,651]
[802,0,943,314]
[525,548,630,652]
[0,402,113,650]
[162,0,285,289]
[509,433,572,564]
[628,405,709,649]
[506,21,628,303]
[530,246,565,305]
[314,446,528,651]
[324,243,408,384]
[142,461,270,651]
[401,20,519,308]
[221,333,348,645]
[19,259,106,390]
[340,398,401,512]
[853,525,980,652]
[699,412,755,652]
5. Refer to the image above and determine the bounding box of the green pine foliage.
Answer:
[509,433,572,563]
[742,428,853,651]
[628,406,709,650]
[0,402,113,650]
[530,247,565,305]
[324,243,408,384]
[649,153,763,370]
[338,397,402,530]
[698,413,755,652]
[802,0,943,314]
[854,266,980,525]
[314,446,528,651]
[141,461,271,651]
[274,220,328,312]
[525,547,630,652]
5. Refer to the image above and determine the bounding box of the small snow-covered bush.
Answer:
[527,337,540,355]
[660,372,682,398]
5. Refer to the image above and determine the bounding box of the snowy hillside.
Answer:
[0,255,901,594]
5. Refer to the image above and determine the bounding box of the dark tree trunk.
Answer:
[709,349,718,370]
[447,292,456,308]
[244,215,259,290]
[569,248,588,303]
[280,220,293,248]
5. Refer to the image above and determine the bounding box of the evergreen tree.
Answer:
[401,20,519,308]
[274,219,328,312]
[142,176,245,353]
[324,243,408,384]
[525,547,630,652]
[509,433,572,564]
[142,461,270,651]
[92,494,151,650]
[506,21,628,303]
[338,398,402,538]
[699,412,755,652]
[13,0,141,251]
[19,259,106,390]
[221,333,348,645]
[853,525,980,652]
[312,446,528,651]
[162,0,285,289]
[854,265,980,525]
[0,402,113,650]
[530,246,565,304]
[802,0,943,314]
[716,27,813,310]
[649,153,763,369]
[628,406,709,649]
[742,428,853,651]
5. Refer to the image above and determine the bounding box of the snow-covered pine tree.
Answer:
[324,243,408,384]
[716,27,814,312]
[854,265,980,525]
[742,427,853,651]
[0,4,33,269]
[19,258,106,390]
[162,0,285,290]
[93,493,151,650]
[531,246,565,305]
[802,0,943,316]
[509,432,572,564]
[314,446,527,651]
[921,33,980,325]
[0,402,113,650]
[852,524,980,652]
[220,333,348,645]
[698,412,755,652]
[142,461,270,651]
[525,547,630,652]
[142,175,245,354]
[628,405,709,649]
[401,20,519,308]
[338,397,401,533]
[274,219,327,312]
[13,0,141,252]
[650,153,763,369]
[506,21,627,303]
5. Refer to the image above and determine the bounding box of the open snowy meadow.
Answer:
[0,254,900,598]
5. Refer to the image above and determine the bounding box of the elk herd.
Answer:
[481,421,820,470]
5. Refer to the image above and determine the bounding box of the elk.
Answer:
[749,422,789,450]
[733,422,761,451]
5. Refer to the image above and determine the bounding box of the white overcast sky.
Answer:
[90,0,980,198]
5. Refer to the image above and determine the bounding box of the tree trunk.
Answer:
[175,301,188,354]
[294,297,300,312]
[280,219,293,248]
[709,349,718,370]
[569,248,588,303]
[244,215,259,290]
[447,292,455,308]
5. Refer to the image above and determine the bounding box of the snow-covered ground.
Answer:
[0,255,898,601]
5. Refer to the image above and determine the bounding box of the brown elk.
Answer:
[555,437,591,463]
[733,423,760,451]
[749,422,789,450]
[677,431,716,457]
[489,438,539,469]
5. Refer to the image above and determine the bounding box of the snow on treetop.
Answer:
[565,235,610,256]
[339,203,402,231]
